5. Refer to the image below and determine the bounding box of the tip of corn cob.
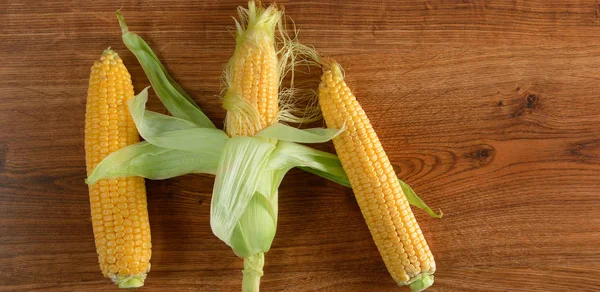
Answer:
[322,60,344,78]
[235,1,282,44]
[102,47,117,57]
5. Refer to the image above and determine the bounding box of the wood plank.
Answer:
[1,0,599,291]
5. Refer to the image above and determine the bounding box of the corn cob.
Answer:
[220,2,283,291]
[223,1,281,137]
[84,49,152,288]
[318,61,435,291]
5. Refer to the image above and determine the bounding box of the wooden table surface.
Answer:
[2,1,600,291]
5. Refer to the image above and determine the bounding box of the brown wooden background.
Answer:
[2,0,600,291]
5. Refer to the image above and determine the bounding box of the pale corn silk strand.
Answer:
[84,49,152,288]
[318,61,436,291]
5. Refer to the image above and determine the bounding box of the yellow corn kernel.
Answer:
[223,1,281,136]
[85,49,151,288]
[318,62,435,289]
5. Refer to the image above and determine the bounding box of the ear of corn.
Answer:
[318,61,436,291]
[218,2,346,291]
[222,1,281,136]
[84,49,151,288]
[219,2,283,291]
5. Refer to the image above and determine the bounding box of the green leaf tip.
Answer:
[116,9,129,34]
[407,274,434,292]
[102,47,116,56]
[398,179,443,219]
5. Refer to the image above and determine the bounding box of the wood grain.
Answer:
[2,0,600,291]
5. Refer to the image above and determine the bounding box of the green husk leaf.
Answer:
[256,123,344,143]
[117,10,215,128]
[139,127,228,152]
[255,170,278,220]
[298,166,351,188]
[129,87,199,132]
[279,146,442,218]
[229,192,276,258]
[86,141,222,184]
[129,87,229,152]
[267,141,349,187]
[398,179,443,219]
[210,136,276,248]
